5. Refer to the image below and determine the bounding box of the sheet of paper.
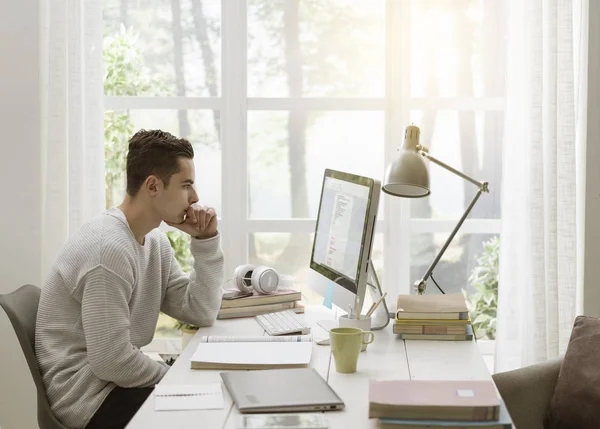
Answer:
[190,342,313,366]
[154,383,223,411]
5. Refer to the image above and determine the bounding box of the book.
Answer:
[393,325,468,335]
[393,319,470,326]
[216,302,304,319]
[393,319,469,335]
[190,336,313,370]
[378,401,512,428]
[396,312,468,321]
[396,293,469,320]
[369,380,500,421]
[393,324,474,341]
[220,289,301,309]
[154,383,224,411]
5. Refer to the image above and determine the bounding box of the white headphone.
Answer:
[233,264,281,295]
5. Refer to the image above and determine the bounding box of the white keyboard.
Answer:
[255,310,311,336]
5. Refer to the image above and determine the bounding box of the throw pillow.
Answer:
[545,315,600,429]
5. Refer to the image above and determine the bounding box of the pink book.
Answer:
[369,380,500,421]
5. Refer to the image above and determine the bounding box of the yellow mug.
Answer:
[329,327,375,373]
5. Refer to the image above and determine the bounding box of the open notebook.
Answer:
[190,335,313,370]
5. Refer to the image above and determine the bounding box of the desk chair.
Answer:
[0,284,69,429]
[492,357,562,429]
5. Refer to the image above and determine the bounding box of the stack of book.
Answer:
[217,289,303,319]
[369,379,511,428]
[393,293,473,341]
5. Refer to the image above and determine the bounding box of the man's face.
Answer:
[153,157,198,224]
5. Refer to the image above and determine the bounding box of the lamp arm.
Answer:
[414,148,489,294]
[418,148,488,191]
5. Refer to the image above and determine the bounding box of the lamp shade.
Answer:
[382,125,430,198]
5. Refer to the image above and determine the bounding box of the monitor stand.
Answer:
[316,262,391,333]
[366,262,391,330]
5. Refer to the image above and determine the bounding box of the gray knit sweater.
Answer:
[35,208,224,429]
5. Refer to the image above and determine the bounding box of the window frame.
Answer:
[105,0,503,356]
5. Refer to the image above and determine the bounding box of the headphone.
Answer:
[233,264,281,295]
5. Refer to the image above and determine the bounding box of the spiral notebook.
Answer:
[154,383,224,411]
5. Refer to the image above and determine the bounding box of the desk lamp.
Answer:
[383,124,489,295]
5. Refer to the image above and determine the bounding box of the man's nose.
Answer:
[189,188,199,204]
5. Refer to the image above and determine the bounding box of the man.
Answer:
[35,129,224,429]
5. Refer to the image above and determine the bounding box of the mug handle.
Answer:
[362,331,375,345]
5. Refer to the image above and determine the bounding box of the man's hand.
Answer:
[166,205,218,239]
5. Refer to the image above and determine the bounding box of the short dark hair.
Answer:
[126,129,194,196]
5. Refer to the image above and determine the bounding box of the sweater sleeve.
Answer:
[81,265,168,387]
[161,232,224,327]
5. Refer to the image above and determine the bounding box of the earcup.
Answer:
[233,264,256,293]
[251,265,280,295]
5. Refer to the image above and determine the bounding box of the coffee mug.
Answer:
[329,327,375,373]
[338,315,372,351]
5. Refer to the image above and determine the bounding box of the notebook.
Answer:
[154,383,224,411]
[217,302,304,319]
[221,368,345,413]
[220,289,301,308]
[395,293,469,320]
[190,335,312,370]
[393,324,474,341]
[369,380,500,421]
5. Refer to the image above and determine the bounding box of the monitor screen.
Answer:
[312,177,370,282]
[310,169,379,298]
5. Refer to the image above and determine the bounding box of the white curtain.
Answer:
[40,0,105,278]
[495,0,588,372]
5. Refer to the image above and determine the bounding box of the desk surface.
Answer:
[126,306,492,429]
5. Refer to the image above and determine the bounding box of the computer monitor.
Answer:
[309,169,381,319]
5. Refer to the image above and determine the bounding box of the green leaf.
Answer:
[464,236,500,340]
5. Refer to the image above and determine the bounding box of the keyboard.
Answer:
[255,310,311,336]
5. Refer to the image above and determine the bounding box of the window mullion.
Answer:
[384,0,411,300]
[221,0,247,277]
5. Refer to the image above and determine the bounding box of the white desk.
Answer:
[126,305,492,429]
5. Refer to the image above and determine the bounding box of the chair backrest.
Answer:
[0,284,69,429]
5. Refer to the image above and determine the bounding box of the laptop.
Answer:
[220,368,345,413]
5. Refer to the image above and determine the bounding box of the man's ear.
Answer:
[144,175,162,196]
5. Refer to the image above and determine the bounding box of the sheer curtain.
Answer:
[40,0,105,278]
[495,0,588,372]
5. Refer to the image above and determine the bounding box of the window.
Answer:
[102,1,505,353]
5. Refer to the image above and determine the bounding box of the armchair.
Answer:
[492,358,562,429]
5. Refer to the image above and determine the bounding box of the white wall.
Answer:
[583,0,600,317]
[0,1,42,428]
[0,0,43,292]
[0,311,38,429]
